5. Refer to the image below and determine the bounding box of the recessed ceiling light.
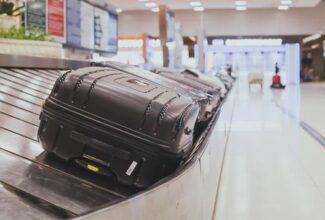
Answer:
[302,33,322,44]
[194,6,205,11]
[152,7,160,12]
[116,8,123,13]
[281,0,292,5]
[145,2,157,7]
[236,6,247,11]
[190,1,201,7]
[235,1,247,6]
[226,39,283,46]
[311,44,319,49]
[278,5,289,10]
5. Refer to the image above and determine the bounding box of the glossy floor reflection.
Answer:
[214,77,325,220]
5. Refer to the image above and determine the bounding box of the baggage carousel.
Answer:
[0,55,235,220]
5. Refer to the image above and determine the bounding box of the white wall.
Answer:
[119,2,325,37]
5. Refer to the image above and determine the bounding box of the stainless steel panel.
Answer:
[0,128,43,159]
[48,69,66,75]
[0,78,47,99]
[0,181,74,220]
[0,113,38,140]
[0,69,52,89]
[24,69,59,81]
[0,74,51,95]
[0,54,92,69]
[35,69,63,77]
[0,78,48,99]
[9,68,55,84]
[0,150,121,215]
[0,93,42,114]
[0,86,43,106]
[0,102,39,125]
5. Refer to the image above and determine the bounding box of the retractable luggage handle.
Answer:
[70,131,131,161]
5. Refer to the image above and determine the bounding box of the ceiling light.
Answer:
[138,0,149,2]
[225,39,283,46]
[188,36,196,42]
[194,6,205,11]
[145,2,157,7]
[116,8,122,13]
[152,7,160,12]
[303,33,322,44]
[212,39,225,46]
[190,1,201,7]
[278,5,289,10]
[311,44,319,49]
[281,0,292,5]
[236,6,247,11]
[235,1,247,6]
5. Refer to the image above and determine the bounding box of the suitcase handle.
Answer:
[74,158,115,178]
[70,131,131,160]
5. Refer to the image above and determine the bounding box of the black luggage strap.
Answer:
[70,131,131,160]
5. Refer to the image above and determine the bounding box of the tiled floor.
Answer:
[214,77,325,220]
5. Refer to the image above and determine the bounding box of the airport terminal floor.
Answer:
[214,77,325,220]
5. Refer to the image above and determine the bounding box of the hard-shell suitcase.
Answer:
[38,67,200,188]
[102,62,214,124]
[157,71,222,114]
[215,73,234,90]
[182,69,228,98]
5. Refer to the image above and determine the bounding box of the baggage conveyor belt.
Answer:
[0,67,140,219]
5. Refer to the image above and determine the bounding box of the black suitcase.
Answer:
[215,73,234,90]
[102,62,214,124]
[38,67,200,188]
[157,71,222,114]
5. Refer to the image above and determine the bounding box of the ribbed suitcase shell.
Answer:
[38,67,200,188]
[102,62,214,123]
[157,71,222,113]
[182,69,228,98]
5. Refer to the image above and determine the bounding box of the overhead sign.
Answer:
[94,7,109,51]
[80,1,94,49]
[47,0,66,42]
[66,0,81,47]
[108,13,118,53]
[26,0,46,32]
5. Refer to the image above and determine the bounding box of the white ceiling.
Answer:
[105,0,322,11]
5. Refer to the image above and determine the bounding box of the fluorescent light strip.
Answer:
[303,33,322,44]
[235,1,247,6]
[225,39,283,46]
[311,44,319,49]
[194,6,205,11]
[145,2,157,7]
[152,7,160,12]
[281,0,292,5]
[278,5,289,10]
[190,1,202,7]
[236,6,247,11]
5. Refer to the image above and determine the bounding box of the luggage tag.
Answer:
[126,161,138,176]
